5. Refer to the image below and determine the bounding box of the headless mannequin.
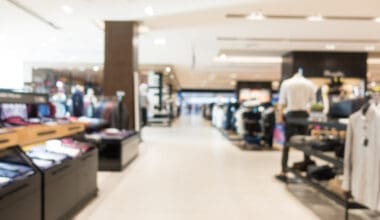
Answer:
[277,68,315,176]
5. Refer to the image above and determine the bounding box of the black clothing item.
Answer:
[307,165,336,181]
[281,111,310,173]
[310,139,342,152]
[111,103,129,130]
[72,91,84,117]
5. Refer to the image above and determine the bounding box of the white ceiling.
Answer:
[1,0,380,89]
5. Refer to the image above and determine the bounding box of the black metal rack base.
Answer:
[278,141,367,220]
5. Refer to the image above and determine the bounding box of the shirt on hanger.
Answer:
[342,104,380,210]
[278,76,316,111]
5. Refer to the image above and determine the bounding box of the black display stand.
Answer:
[0,146,42,220]
[98,134,140,171]
[278,119,367,220]
[41,147,98,220]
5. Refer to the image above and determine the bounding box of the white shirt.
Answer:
[278,75,316,111]
[342,104,380,210]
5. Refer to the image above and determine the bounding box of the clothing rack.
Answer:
[279,119,367,220]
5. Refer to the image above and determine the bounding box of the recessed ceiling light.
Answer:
[144,6,154,16]
[246,11,265,20]
[138,25,150,34]
[40,42,48,47]
[365,45,376,51]
[94,20,105,31]
[374,17,380,23]
[165,66,172,73]
[61,5,73,14]
[154,38,166,45]
[325,44,336,50]
[307,14,324,22]
[70,55,78,60]
[220,53,227,60]
[92,65,100,71]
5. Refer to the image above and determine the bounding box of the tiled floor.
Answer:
[74,115,377,220]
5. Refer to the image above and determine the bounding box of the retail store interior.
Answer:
[1,0,380,219]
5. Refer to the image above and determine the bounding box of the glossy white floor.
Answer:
[74,115,375,220]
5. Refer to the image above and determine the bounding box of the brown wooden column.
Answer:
[103,21,139,130]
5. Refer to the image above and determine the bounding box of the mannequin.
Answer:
[277,68,317,178]
[84,88,98,117]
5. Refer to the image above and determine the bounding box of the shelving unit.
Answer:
[0,90,97,220]
[281,119,366,220]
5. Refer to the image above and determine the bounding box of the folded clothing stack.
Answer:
[307,165,336,181]
[27,139,93,170]
[0,162,34,188]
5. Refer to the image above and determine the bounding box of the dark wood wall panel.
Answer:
[103,21,138,130]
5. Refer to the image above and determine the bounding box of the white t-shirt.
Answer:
[278,75,316,111]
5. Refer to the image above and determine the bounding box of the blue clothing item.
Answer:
[38,104,50,118]
[0,168,19,178]
[27,148,69,164]
[0,162,33,175]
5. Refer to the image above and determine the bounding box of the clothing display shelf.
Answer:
[0,146,42,220]
[0,123,86,149]
[0,89,48,104]
[281,119,366,220]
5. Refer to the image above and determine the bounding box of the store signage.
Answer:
[323,70,345,77]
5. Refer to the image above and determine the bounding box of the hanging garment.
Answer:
[111,103,129,130]
[72,91,84,117]
[342,104,380,210]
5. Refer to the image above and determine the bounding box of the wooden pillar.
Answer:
[103,21,139,130]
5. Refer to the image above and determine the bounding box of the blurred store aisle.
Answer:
[74,115,353,220]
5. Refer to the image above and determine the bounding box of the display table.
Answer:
[42,148,98,220]
[0,147,42,220]
[98,133,140,171]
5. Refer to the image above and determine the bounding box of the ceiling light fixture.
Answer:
[92,65,100,71]
[144,6,154,16]
[154,38,166,45]
[94,19,105,31]
[61,5,73,14]
[138,25,150,34]
[365,45,376,51]
[307,14,324,22]
[214,56,282,64]
[220,53,227,60]
[367,58,380,65]
[374,17,380,23]
[230,73,237,79]
[246,11,265,20]
[325,44,336,50]
[165,66,172,73]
